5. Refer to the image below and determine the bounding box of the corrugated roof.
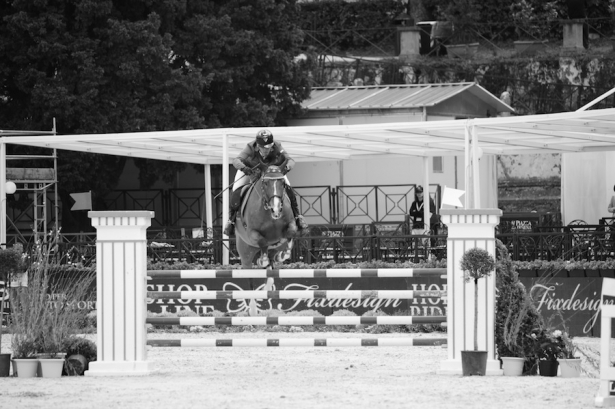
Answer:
[303,82,514,113]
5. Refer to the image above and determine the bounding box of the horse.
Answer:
[234,165,298,314]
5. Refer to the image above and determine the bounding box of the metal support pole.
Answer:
[222,133,230,265]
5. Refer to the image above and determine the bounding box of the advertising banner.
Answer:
[146,276,448,318]
[0,281,9,325]
[2,270,611,337]
[519,274,604,337]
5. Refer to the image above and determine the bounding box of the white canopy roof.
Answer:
[3,107,615,164]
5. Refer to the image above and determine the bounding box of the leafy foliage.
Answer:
[495,240,543,374]
[10,239,95,358]
[0,245,25,354]
[298,0,406,54]
[0,0,314,231]
[460,248,495,282]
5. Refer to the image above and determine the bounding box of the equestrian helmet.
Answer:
[256,129,274,147]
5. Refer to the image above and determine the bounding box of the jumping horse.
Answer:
[234,165,298,315]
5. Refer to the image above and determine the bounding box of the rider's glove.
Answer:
[242,165,254,176]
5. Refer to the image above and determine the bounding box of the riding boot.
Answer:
[223,189,242,236]
[285,185,308,230]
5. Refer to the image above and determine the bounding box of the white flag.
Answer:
[70,191,92,211]
[441,186,465,208]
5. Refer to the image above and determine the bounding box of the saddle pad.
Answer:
[239,182,258,220]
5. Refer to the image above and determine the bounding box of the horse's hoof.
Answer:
[280,250,291,261]
[257,255,270,268]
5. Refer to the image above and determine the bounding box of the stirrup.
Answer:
[296,215,308,230]
[223,221,235,236]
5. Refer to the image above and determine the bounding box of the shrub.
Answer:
[176,308,198,318]
[329,309,357,332]
[361,309,390,333]
[62,336,97,375]
[285,309,324,332]
[495,240,543,374]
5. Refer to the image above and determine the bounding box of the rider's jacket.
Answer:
[233,140,295,181]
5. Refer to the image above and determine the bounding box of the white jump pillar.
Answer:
[85,211,154,377]
[438,208,503,376]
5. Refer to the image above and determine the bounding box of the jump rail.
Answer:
[146,289,446,300]
[147,338,448,347]
[147,268,447,279]
[146,316,447,326]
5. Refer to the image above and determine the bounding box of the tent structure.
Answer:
[2,88,615,262]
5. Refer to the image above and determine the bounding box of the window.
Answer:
[433,156,443,173]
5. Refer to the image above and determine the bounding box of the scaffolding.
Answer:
[3,125,58,244]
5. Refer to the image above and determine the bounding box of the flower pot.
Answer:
[65,354,88,376]
[558,358,582,378]
[514,40,548,56]
[461,350,488,376]
[524,359,538,376]
[447,43,479,59]
[38,358,65,378]
[501,357,524,376]
[35,353,66,377]
[539,360,559,377]
[0,353,11,377]
[12,358,39,378]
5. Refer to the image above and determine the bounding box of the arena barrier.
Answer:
[85,209,503,377]
[595,277,615,407]
[145,268,448,348]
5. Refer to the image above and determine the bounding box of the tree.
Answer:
[0,0,314,232]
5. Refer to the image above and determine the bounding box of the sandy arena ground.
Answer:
[0,332,606,409]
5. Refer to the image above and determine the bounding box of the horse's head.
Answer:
[261,165,286,220]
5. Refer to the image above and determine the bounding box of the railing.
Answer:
[7,221,614,267]
[6,184,433,234]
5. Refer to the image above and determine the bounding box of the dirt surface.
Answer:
[0,332,605,409]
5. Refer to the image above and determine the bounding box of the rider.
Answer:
[223,129,309,236]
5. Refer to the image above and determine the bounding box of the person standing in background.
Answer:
[409,185,438,246]
[608,185,615,215]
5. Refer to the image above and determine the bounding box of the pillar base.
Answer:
[437,359,503,376]
[595,396,615,407]
[85,361,151,377]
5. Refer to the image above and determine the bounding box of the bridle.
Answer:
[260,166,286,212]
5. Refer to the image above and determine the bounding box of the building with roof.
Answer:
[289,82,512,125]
[286,82,513,219]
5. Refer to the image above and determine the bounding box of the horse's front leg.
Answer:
[247,230,272,268]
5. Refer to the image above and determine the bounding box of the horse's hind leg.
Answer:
[275,239,293,263]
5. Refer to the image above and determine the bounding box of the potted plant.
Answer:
[495,240,543,375]
[437,0,481,59]
[459,247,496,376]
[557,331,581,377]
[62,336,97,376]
[9,249,48,377]
[510,0,557,55]
[532,328,565,377]
[0,245,24,377]
[32,240,96,377]
[10,238,95,378]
